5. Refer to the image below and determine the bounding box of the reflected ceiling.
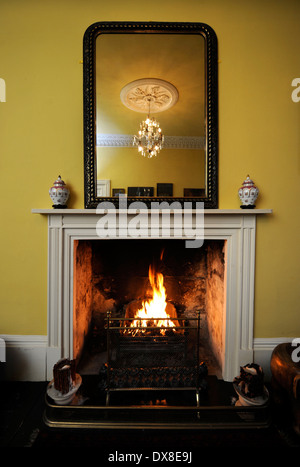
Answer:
[95,34,205,140]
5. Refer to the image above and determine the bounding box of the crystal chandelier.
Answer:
[120,78,178,158]
[133,113,164,158]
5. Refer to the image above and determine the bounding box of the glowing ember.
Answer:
[125,264,177,336]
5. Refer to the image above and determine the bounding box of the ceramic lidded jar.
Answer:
[49,175,70,208]
[238,175,259,209]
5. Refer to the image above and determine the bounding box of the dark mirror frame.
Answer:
[83,21,218,209]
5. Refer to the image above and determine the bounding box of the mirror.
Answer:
[83,22,218,208]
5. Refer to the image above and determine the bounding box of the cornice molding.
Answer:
[97,134,205,149]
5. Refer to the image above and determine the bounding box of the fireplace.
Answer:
[33,208,272,427]
[33,208,274,384]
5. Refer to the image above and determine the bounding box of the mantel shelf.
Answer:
[32,208,273,215]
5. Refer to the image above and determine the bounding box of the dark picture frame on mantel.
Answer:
[83,21,218,209]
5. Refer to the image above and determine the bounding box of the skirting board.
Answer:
[0,335,47,381]
[0,335,296,382]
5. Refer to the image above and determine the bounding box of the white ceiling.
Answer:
[96,33,206,138]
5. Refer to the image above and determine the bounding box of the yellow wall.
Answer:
[97,147,205,196]
[0,0,299,337]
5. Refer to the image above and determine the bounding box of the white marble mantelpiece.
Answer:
[32,208,272,381]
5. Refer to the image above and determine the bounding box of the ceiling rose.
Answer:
[120,78,179,113]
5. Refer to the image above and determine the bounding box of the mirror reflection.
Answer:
[83,22,218,208]
[95,33,206,198]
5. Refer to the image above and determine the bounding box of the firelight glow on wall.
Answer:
[120,78,179,158]
[0,78,6,102]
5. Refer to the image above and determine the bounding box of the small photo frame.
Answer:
[112,188,125,197]
[97,179,111,196]
[128,187,154,197]
[157,183,173,197]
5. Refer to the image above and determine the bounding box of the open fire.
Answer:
[101,258,206,400]
[123,264,180,336]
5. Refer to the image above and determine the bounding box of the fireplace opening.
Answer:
[73,239,226,392]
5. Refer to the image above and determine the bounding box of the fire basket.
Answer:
[102,310,207,406]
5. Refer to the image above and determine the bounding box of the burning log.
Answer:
[122,264,182,336]
[123,299,181,336]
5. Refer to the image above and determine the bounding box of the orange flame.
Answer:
[129,264,176,335]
